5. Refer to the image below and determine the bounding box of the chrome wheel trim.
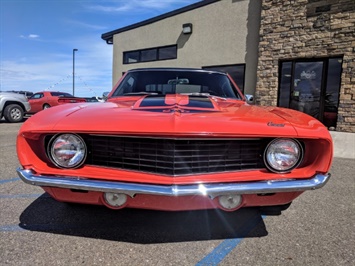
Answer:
[10,108,22,120]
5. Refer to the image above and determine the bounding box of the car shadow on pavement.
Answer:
[19,193,268,244]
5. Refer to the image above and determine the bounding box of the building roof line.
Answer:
[101,0,220,44]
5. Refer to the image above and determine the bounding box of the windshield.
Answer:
[111,70,242,99]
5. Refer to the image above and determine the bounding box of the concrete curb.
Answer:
[330,131,355,159]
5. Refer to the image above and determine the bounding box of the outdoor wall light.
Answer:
[182,23,193,34]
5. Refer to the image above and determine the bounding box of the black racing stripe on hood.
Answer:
[139,96,167,107]
[187,96,214,108]
[136,109,216,113]
[139,95,214,108]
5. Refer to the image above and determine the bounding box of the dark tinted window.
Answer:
[123,45,177,64]
[325,58,342,112]
[123,51,139,63]
[278,61,292,107]
[158,46,177,60]
[50,92,73,97]
[324,58,342,128]
[141,49,157,62]
[202,64,245,92]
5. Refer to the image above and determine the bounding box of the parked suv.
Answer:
[6,90,34,98]
[0,92,31,122]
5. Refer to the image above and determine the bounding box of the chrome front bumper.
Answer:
[17,168,330,198]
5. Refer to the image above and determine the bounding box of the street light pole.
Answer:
[72,48,78,96]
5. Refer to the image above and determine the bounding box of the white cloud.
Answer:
[88,0,196,13]
[64,19,108,31]
[139,0,194,9]
[88,3,131,13]
[28,34,40,39]
[1,0,200,97]
[0,37,113,97]
[20,34,40,39]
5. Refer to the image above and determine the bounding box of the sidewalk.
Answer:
[330,131,355,159]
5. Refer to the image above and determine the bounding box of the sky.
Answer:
[0,0,201,97]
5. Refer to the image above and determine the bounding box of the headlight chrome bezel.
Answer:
[47,133,87,169]
[264,138,303,173]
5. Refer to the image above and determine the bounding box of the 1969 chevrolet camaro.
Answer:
[16,68,332,214]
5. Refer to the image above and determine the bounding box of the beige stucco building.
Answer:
[102,0,261,95]
[102,0,355,133]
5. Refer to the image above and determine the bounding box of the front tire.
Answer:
[3,104,24,123]
[43,104,51,109]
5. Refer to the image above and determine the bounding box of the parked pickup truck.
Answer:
[0,92,31,123]
[27,91,87,114]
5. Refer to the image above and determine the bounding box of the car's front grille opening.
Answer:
[84,136,265,176]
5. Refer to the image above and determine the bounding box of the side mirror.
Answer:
[102,92,110,100]
[245,94,254,104]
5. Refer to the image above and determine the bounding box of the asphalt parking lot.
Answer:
[1,120,354,266]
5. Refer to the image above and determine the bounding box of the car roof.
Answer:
[126,68,227,75]
[33,91,70,93]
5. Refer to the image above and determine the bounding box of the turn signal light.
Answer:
[218,194,242,211]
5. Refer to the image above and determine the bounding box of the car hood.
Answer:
[0,92,28,102]
[22,95,328,138]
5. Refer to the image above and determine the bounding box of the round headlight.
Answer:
[264,138,303,173]
[48,134,87,168]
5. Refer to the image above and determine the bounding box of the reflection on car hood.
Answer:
[23,95,327,138]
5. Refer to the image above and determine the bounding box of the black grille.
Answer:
[84,136,265,176]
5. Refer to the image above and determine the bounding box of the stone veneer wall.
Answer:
[256,0,355,132]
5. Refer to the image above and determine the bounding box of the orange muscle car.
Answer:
[16,68,332,214]
[27,91,86,114]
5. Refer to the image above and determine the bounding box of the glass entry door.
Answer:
[278,57,342,129]
[290,61,323,119]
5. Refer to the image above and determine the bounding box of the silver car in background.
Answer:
[0,92,31,122]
